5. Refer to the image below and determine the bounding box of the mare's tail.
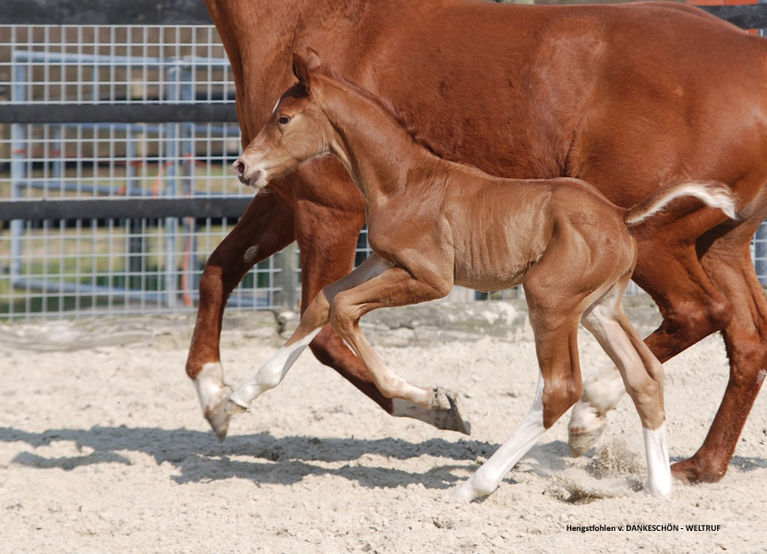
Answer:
[624,181,737,227]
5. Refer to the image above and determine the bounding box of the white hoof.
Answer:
[449,473,497,503]
[643,479,672,499]
[568,402,606,456]
[450,482,479,503]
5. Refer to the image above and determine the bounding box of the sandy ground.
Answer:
[1,297,765,553]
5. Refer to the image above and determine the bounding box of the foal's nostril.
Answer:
[234,160,246,176]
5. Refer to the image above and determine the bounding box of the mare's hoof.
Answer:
[567,403,606,456]
[205,394,247,442]
[432,387,471,435]
[670,457,727,485]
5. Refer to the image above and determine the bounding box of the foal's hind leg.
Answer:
[581,275,671,497]
[569,230,731,455]
[452,294,584,501]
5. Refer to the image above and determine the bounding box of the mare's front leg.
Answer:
[207,254,393,440]
[186,190,294,436]
[327,265,471,434]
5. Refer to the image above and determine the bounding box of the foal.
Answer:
[212,54,737,500]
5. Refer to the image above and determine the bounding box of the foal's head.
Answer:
[233,52,333,190]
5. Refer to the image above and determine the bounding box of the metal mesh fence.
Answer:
[0,24,282,319]
[1,16,765,320]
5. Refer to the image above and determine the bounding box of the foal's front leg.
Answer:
[205,254,393,440]
[327,265,471,434]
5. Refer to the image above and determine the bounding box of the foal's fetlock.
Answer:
[567,401,606,456]
[430,387,472,435]
[204,391,247,442]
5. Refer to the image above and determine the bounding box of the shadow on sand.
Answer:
[4,426,764,494]
[0,425,499,491]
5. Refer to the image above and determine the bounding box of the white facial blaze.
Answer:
[270,96,282,118]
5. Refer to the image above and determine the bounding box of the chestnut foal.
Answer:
[215,55,737,500]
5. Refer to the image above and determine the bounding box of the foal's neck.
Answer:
[319,77,439,203]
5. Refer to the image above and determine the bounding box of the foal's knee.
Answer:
[298,291,332,333]
[328,293,361,339]
[542,377,583,429]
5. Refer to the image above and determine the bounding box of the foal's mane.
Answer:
[311,65,441,157]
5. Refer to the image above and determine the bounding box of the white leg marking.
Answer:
[581,365,627,415]
[194,362,230,416]
[643,424,672,498]
[228,328,321,408]
[452,375,546,501]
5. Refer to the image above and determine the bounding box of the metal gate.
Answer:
[1,1,766,320]
[0,17,292,319]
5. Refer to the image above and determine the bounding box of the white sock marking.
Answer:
[229,328,322,408]
[452,374,546,501]
[194,362,229,415]
[643,424,672,498]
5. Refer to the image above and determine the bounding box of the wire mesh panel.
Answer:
[1,8,765,320]
[0,24,285,319]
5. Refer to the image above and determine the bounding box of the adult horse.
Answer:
[188,0,767,484]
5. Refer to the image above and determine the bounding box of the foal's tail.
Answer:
[625,180,737,227]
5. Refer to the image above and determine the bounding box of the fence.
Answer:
[0,1,766,320]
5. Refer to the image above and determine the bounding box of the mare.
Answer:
[217,54,737,500]
[190,0,767,484]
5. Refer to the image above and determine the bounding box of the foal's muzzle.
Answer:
[232,158,264,189]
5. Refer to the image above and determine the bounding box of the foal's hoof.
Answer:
[431,387,472,435]
[567,402,606,456]
[205,395,247,442]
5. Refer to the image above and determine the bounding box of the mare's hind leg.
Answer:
[569,228,731,455]
[673,221,767,483]
[581,273,671,497]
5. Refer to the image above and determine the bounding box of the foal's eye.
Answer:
[278,115,291,125]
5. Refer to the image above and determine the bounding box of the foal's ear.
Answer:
[292,48,322,91]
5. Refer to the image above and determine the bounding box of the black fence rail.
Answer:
[2,1,766,224]
[0,1,765,319]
